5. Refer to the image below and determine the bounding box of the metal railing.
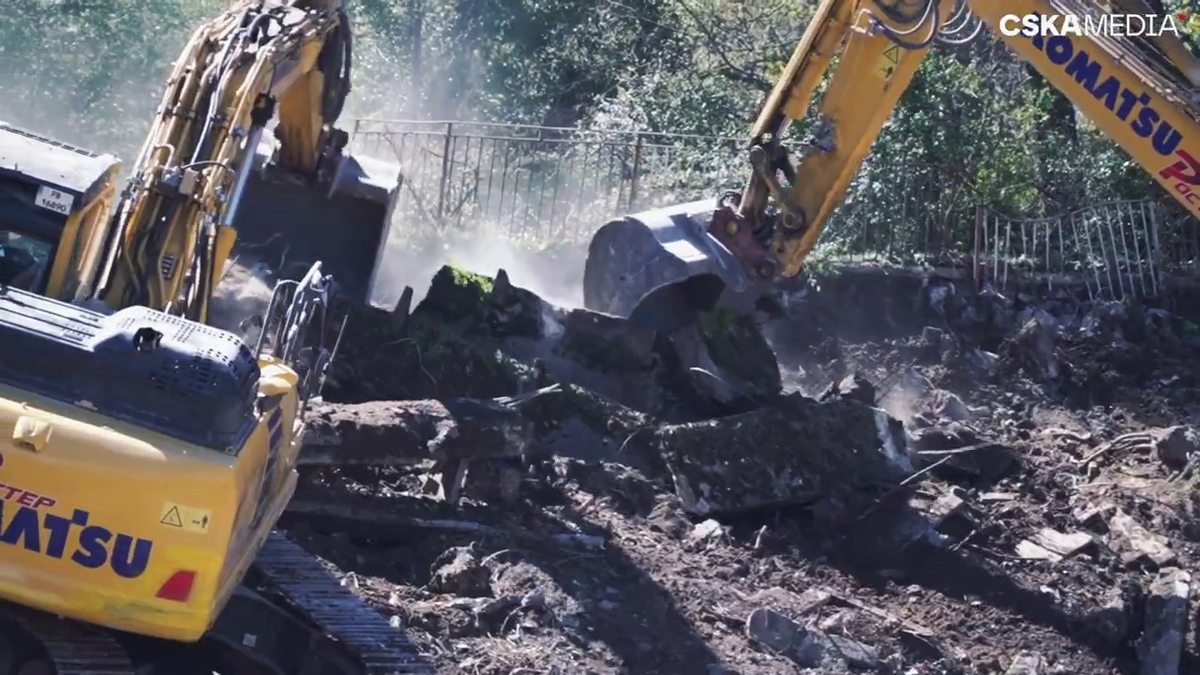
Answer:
[973,200,1179,301]
[349,120,745,246]
[351,119,1199,298]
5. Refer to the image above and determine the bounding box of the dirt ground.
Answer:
[281,268,1200,675]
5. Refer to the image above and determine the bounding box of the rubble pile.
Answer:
[280,265,1200,675]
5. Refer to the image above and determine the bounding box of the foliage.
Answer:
[1,0,1197,265]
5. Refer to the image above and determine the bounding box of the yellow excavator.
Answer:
[583,0,1200,331]
[0,0,1196,672]
[0,1,426,674]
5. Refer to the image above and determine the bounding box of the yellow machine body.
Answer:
[0,0,383,657]
[0,358,302,642]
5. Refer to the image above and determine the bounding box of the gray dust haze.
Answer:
[370,229,588,311]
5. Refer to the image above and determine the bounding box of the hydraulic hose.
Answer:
[876,0,942,50]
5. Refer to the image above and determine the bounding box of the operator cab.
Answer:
[0,122,119,299]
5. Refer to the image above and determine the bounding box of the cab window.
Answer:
[0,230,53,292]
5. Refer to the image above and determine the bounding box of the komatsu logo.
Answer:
[999,13,1184,38]
[0,484,154,579]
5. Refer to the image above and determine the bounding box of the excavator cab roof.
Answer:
[0,121,119,212]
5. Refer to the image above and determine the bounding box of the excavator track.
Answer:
[253,532,434,674]
[0,606,134,675]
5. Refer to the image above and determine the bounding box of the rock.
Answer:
[1155,425,1200,467]
[745,607,878,669]
[1005,652,1046,675]
[460,457,525,505]
[694,308,783,399]
[1138,567,1190,675]
[819,373,876,406]
[658,393,910,516]
[1085,585,1137,644]
[1109,510,1176,568]
[1002,316,1059,381]
[1025,528,1094,560]
[931,389,970,421]
[511,383,657,462]
[299,397,530,467]
[429,546,493,597]
[920,326,945,349]
[1074,501,1116,530]
[687,519,726,547]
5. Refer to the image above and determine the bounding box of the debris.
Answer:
[300,397,530,467]
[1021,528,1094,560]
[1085,584,1137,644]
[687,519,727,548]
[1073,501,1116,529]
[819,373,876,406]
[1005,652,1046,675]
[1155,425,1199,467]
[428,546,492,597]
[744,607,878,669]
[931,389,970,421]
[1138,567,1190,675]
[1016,540,1062,562]
[658,392,909,515]
[1109,510,1176,568]
[272,264,1200,674]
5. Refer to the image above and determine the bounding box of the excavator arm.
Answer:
[582,0,1200,331]
[94,0,400,323]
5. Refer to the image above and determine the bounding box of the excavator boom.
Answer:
[97,0,400,324]
[583,0,1200,331]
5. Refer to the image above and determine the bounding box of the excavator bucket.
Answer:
[227,143,401,304]
[582,199,761,334]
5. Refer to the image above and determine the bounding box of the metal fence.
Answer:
[349,120,744,246]
[974,200,1200,300]
[350,119,1200,298]
[974,201,1162,301]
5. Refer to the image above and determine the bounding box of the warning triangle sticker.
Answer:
[160,506,183,527]
[883,44,901,64]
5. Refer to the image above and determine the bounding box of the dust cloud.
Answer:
[370,227,589,312]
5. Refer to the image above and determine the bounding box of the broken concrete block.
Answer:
[931,389,970,421]
[1016,540,1063,563]
[1155,425,1199,467]
[745,607,878,669]
[300,398,531,466]
[1028,528,1094,559]
[687,519,726,547]
[1138,567,1190,675]
[659,393,909,516]
[1073,501,1116,530]
[1109,510,1176,568]
[1005,652,1046,675]
[745,607,825,667]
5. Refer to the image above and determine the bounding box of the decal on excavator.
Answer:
[0,485,153,579]
[1160,149,1200,208]
[1017,20,1200,215]
[1025,33,1184,156]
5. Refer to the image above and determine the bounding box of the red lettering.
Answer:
[0,484,55,509]
[1161,149,1200,186]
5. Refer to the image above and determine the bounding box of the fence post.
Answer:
[437,122,453,219]
[972,205,983,292]
[628,132,644,211]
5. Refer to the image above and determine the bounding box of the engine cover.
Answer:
[0,286,259,451]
